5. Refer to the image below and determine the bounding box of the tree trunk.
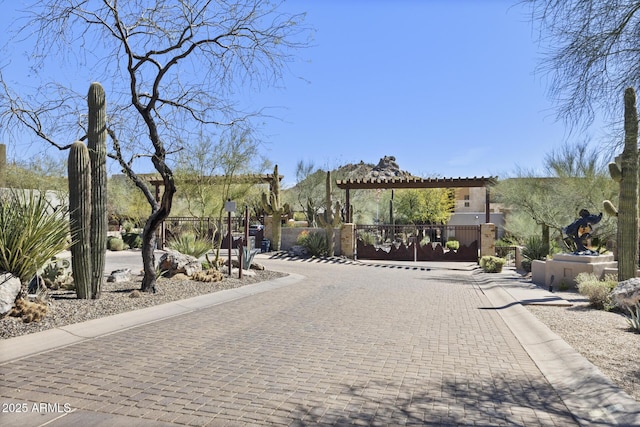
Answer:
[140,174,176,292]
[140,219,159,293]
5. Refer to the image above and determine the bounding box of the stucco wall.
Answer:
[280,227,341,255]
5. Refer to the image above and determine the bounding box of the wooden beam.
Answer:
[335,176,497,190]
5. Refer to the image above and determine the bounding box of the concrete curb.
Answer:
[0,273,304,364]
[475,270,640,426]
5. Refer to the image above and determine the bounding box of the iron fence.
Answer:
[355,224,480,248]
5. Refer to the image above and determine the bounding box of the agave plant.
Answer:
[626,303,640,333]
[0,190,70,291]
[167,233,211,258]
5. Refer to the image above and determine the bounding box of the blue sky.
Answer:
[1,1,607,187]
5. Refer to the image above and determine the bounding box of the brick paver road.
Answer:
[0,258,578,426]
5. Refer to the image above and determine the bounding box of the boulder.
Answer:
[158,250,202,277]
[611,277,640,310]
[251,262,265,271]
[289,245,309,258]
[107,268,132,283]
[0,273,21,315]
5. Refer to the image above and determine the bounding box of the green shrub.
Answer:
[122,232,142,249]
[297,230,329,257]
[107,236,126,251]
[445,240,459,251]
[167,233,211,258]
[0,191,70,284]
[480,256,506,273]
[521,259,532,273]
[576,273,617,310]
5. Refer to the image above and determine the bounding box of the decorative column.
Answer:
[480,223,496,259]
[340,223,356,258]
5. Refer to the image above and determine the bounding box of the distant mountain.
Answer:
[287,155,416,193]
[324,155,415,182]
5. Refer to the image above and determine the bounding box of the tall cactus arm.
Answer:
[618,87,639,281]
[609,162,622,183]
[68,141,92,299]
[87,82,107,299]
[260,164,285,250]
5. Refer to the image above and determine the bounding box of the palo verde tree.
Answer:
[495,141,617,249]
[393,188,455,225]
[174,127,270,265]
[1,1,309,292]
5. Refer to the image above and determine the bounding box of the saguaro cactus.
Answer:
[87,82,107,299]
[604,87,639,281]
[317,170,342,256]
[68,141,92,299]
[261,164,289,251]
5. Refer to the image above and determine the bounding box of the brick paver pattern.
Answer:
[0,259,577,426]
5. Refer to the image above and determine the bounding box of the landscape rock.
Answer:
[251,262,265,271]
[288,245,309,257]
[107,268,132,283]
[0,273,21,315]
[158,250,202,277]
[611,277,640,310]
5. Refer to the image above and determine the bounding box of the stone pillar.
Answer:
[480,223,496,259]
[515,246,524,271]
[264,216,273,244]
[340,223,355,258]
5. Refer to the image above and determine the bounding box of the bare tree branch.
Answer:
[1,0,310,292]
[525,0,640,128]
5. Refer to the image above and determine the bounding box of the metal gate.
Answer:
[355,224,480,262]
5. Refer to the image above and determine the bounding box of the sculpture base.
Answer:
[531,253,617,289]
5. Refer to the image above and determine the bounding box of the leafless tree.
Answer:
[525,0,640,128]
[0,0,309,292]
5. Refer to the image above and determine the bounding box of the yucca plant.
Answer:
[522,235,550,262]
[167,233,211,258]
[0,190,70,294]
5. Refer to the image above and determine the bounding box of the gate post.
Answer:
[480,223,496,259]
[341,223,356,258]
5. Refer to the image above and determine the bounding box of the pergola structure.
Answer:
[145,173,283,202]
[335,176,498,223]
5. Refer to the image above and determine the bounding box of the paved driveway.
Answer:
[2,257,580,426]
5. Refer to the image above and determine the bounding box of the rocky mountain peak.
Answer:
[367,155,412,179]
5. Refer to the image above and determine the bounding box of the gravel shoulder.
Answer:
[0,269,286,339]
[525,290,640,403]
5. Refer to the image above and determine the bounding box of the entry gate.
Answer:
[355,224,480,262]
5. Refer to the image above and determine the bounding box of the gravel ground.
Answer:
[1,265,638,404]
[525,290,640,403]
[0,269,286,340]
